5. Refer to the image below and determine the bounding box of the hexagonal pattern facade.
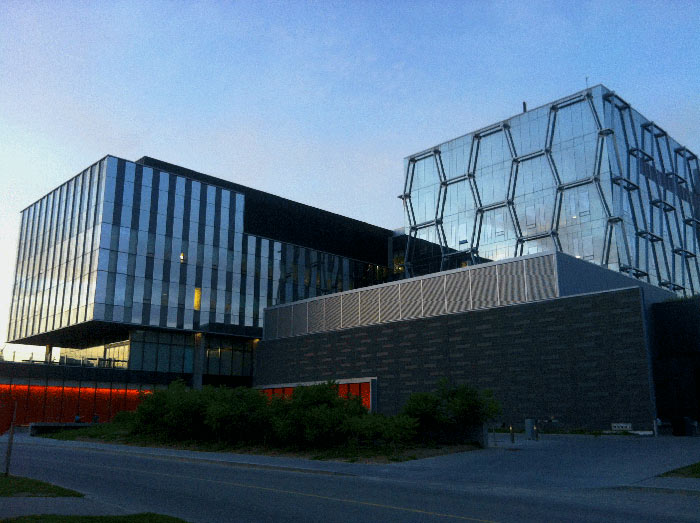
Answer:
[403,85,700,294]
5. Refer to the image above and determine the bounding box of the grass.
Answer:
[661,461,700,478]
[0,514,188,522]
[44,423,131,443]
[43,422,480,463]
[0,475,83,498]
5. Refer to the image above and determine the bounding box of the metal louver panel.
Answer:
[276,305,293,339]
[421,276,445,317]
[445,270,471,313]
[292,302,308,336]
[525,254,557,301]
[400,280,422,319]
[263,307,278,340]
[307,299,325,333]
[325,296,342,331]
[499,261,526,304]
[471,266,499,309]
[380,284,401,322]
[359,288,380,325]
[342,292,360,328]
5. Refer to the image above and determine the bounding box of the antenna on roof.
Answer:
[586,76,589,88]
[522,101,527,113]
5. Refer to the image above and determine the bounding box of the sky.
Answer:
[1,0,698,358]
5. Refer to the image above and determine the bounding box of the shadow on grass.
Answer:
[0,475,83,498]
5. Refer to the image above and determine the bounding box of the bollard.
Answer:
[510,425,515,444]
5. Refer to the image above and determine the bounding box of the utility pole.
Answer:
[4,400,18,476]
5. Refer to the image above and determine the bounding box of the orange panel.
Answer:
[359,382,371,410]
[44,386,64,422]
[26,384,46,423]
[0,385,14,432]
[349,383,360,398]
[109,387,127,418]
[93,388,112,423]
[78,387,96,421]
[338,383,349,398]
[10,384,30,425]
[61,387,80,422]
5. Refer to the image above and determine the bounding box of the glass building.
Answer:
[402,85,700,294]
[7,156,391,384]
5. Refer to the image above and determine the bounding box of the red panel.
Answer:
[338,383,349,398]
[44,386,64,422]
[262,389,273,399]
[10,384,30,425]
[283,387,294,398]
[61,387,80,422]
[348,383,360,398]
[359,382,371,410]
[109,387,127,419]
[93,388,112,423]
[78,386,96,421]
[0,385,13,433]
[124,389,146,412]
[27,384,46,423]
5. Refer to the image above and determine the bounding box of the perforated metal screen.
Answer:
[263,253,559,340]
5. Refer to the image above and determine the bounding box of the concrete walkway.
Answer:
[2,431,700,519]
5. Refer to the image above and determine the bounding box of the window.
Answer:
[193,287,201,311]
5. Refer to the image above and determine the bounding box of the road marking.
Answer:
[128,465,500,522]
[29,455,499,522]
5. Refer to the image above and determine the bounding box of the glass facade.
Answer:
[403,85,700,294]
[8,156,387,349]
[8,159,105,342]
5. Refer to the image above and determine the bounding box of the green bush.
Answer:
[343,413,417,448]
[132,380,209,442]
[204,386,273,445]
[401,380,500,444]
[400,392,446,443]
[269,382,367,449]
[126,379,498,451]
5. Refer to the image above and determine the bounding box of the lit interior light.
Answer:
[180,252,185,262]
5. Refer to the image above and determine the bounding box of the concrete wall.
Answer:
[255,287,656,431]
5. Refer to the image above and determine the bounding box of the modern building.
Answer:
[2,156,392,428]
[401,85,700,295]
[255,85,700,432]
[3,85,699,433]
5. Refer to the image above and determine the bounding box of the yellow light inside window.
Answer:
[180,252,185,263]
[193,287,201,311]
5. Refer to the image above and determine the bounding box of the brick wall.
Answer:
[255,287,655,431]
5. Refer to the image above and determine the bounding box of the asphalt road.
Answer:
[6,434,700,522]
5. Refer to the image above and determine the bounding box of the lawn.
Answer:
[0,475,83,498]
[661,461,700,478]
[1,515,188,523]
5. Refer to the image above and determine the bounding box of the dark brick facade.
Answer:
[255,287,656,431]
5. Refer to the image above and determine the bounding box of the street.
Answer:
[4,433,700,522]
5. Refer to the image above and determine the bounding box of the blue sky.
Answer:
[1,0,698,356]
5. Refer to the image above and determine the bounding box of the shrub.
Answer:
[401,380,500,444]
[269,382,367,449]
[401,392,447,443]
[204,386,273,445]
[343,413,417,448]
[132,380,209,442]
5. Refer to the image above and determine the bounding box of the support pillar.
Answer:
[44,345,52,364]
[192,333,205,390]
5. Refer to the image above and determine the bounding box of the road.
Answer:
[5,433,700,522]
